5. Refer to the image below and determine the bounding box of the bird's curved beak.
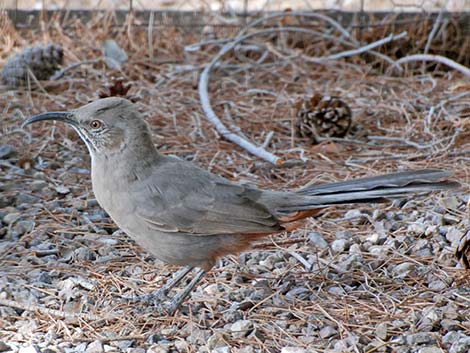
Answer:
[22,112,76,129]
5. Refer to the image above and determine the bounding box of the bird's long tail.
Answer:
[277,169,460,214]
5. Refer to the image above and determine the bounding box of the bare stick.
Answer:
[298,31,406,63]
[199,71,282,165]
[391,54,470,77]
[241,11,355,42]
[51,59,102,80]
[424,10,443,55]
[148,11,154,60]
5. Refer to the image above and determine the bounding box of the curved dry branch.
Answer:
[391,54,470,77]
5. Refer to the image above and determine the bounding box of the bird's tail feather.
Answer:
[277,169,460,213]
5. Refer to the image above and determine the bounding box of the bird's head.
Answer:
[22,97,153,159]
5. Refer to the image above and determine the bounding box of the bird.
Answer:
[22,97,460,315]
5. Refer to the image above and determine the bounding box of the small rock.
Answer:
[441,319,461,332]
[368,245,389,258]
[15,193,38,204]
[86,340,103,353]
[308,232,328,249]
[408,222,426,235]
[344,209,365,220]
[55,185,70,195]
[337,253,362,271]
[376,322,388,340]
[149,344,170,353]
[126,349,145,353]
[418,347,441,353]
[445,227,463,247]
[174,340,188,352]
[13,220,34,235]
[428,280,448,291]
[0,145,16,159]
[234,346,254,353]
[71,199,88,211]
[145,334,162,345]
[231,320,253,338]
[331,239,350,253]
[203,283,220,296]
[74,343,87,352]
[3,212,20,225]
[349,243,361,254]
[212,347,230,353]
[19,346,40,353]
[186,328,210,345]
[30,180,48,191]
[392,262,416,277]
[405,333,435,345]
[335,230,352,239]
[366,233,380,244]
[443,214,460,224]
[0,342,10,353]
[102,39,128,70]
[449,337,470,353]
[441,197,461,210]
[327,286,346,296]
[114,341,134,351]
[319,326,337,339]
[423,307,441,322]
[442,331,465,346]
[207,332,226,350]
[281,347,307,353]
[74,247,97,261]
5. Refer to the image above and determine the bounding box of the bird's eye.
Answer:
[90,120,103,129]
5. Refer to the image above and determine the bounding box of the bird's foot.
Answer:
[119,266,206,315]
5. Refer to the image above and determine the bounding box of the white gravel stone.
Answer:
[418,347,441,353]
[405,332,436,345]
[126,349,145,353]
[86,340,103,353]
[331,239,350,253]
[212,347,230,353]
[231,320,253,338]
[392,262,416,277]
[3,212,20,224]
[281,347,308,353]
[319,326,337,339]
[19,346,40,353]
[308,232,328,249]
[375,322,388,340]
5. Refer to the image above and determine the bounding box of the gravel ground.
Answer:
[1,13,470,353]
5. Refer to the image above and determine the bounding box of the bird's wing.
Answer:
[134,158,282,235]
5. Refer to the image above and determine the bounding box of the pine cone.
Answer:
[97,78,140,102]
[295,93,352,144]
[1,44,63,87]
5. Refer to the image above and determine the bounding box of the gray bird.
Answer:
[22,97,460,314]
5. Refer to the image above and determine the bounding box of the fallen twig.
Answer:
[306,31,407,62]
[51,58,102,80]
[391,54,470,77]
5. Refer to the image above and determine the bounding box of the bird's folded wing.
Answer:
[134,160,282,235]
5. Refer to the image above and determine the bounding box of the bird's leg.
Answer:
[162,268,206,315]
[121,266,206,315]
[122,266,193,303]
